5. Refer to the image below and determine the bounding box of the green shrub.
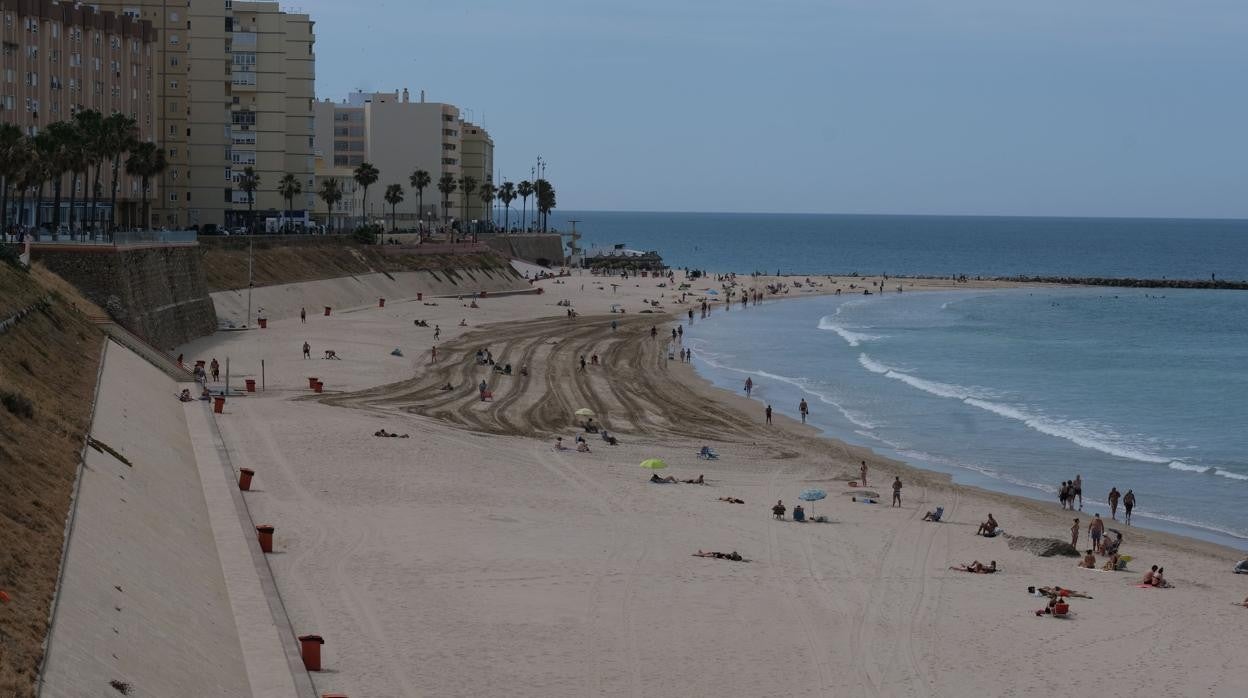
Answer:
[1,390,35,419]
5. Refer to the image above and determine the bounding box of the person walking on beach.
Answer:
[744,377,753,397]
[860,460,869,487]
[302,341,311,359]
[580,355,587,372]
[799,398,809,424]
[1123,489,1136,525]
[1089,513,1104,551]
[891,477,903,507]
[300,307,306,323]
[434,325,441,340]
[210,358,220,382]
[765,404,773,425]
[1070,518,1080,548]
[650,326,658,339]
[1108,487,1121,520]
[431,345,438,363]
[1073,474,1083,510]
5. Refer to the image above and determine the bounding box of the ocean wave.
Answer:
[693,359,878,430]
[1168,462,1211,473]
[858,354,991,400]
[817,316,881,347]
[1215,469,1248,481]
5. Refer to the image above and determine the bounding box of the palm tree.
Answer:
[353,162,379,228]
[102,113,138,231]
[478,181,495,236]
[516,180,534,232]
[238,166,261,233]
[457,176,478,236]
[33,128,70,233]
[497,181,516,233]
[437,173,457,226]
[318,178,343,233]
[125,142,167,229]
[71,110,104,231]
[535,178,557,233]
[383,183,404,232]
[15,141,42,232]
[278,173,303,233]
[0,124,24,231]
[409,168,431,231]
[59,122,90,234]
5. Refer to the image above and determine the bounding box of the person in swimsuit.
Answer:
[1108,487,1121,520]
[772,500,786,519]
[1123,490,1136,525]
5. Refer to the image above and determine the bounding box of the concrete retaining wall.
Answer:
[211,267,532,325]
[484,234,566,266]
[34,245,218,351]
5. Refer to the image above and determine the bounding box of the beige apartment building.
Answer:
[314,89,494,228]
[460,120,493,223]
[94,0,314,230]
[1,0,157,228]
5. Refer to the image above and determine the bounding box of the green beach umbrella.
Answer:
[640,458,668,470]
[575,408,595,418]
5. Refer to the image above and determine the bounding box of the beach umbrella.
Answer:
[640,458,668,470]
[798,488,827,516]
[574,408,595,418]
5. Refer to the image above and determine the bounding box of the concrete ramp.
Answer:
[39,342,305,697]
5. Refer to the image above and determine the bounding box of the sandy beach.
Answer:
[180,271,1248,697]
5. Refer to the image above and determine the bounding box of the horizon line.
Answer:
[550,209,1248,223]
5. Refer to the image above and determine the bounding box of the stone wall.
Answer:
[34,245,218,351]
[484,234,566,267]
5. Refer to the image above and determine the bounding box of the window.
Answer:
[170,57,179,66]
[169,148,178,157]
[170,79,178,89]
[232,52,256,66]
[169,35,179,45]
[231,110,255,125]
[170,193,179,202]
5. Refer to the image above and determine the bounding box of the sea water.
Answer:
[683,288,1248,550]
[548,211,1248,280]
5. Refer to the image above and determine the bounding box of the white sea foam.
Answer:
[817,315,881,347]
[858,354,989,400]
[1168,462,1211,473]
[1215,469,1248,481]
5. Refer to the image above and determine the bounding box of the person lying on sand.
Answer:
[1039,586,1092,599]
[554,437,568,451]
[718,497,745,504]
[577,441,591,453]
[459,318,468,326]
[1236,596,1248,608]
[373,429,410,438]
[976,514,999,536]
[950,560,997,574]
[440,383,454,391]
[682,474,705,484]
[601,430,618,446]
[851,496,878,504]
[694,550,745,561]
[650,473,678,483]
[1078,550,1097,569]
[178,389,194,402]
[323,349,341,359]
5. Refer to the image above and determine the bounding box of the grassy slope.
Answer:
[0,262,104,697]
[198,237,518,293]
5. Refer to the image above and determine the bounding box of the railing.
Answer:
[6,230,198,246]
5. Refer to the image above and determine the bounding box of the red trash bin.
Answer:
[308,377,319,389]
[324,306,331,316]
[256,524,274,553]
[417,292,422,301]
[312,381,323,394]
[378,298,385,308]
[238,468,255,491]
[213,396,225,414]
[298,634,324,671]
[257,318,267,329]
[245,379,256,392]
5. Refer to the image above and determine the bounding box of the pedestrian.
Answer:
[430,345,437,363]
[650,325,657,339]
[1123,489,1136,525]
[891,477,903,507]
[1089,513,1104,551]
[799,398,809,424]
[611,319,618,332]
[1073,474,1083,510]
[210,358,220,382]
[1070,518,1080,548]
[1108,487,1120,520]
[434,325,440,340]
[860,460,868,487]
[478,379,488,400]
[302,341,311,359]
[765,404,773,425]
[580,355,587,371]
[744,377,753,397]
[300,307,306,323]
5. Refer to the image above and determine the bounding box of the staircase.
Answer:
[86,314,196,382]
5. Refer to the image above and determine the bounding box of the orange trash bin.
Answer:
[213,396,225,414]
[298,634,324,671]
[238,468,255,491]
[256,524,274,553]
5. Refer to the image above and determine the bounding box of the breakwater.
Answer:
[995,275,1248,290]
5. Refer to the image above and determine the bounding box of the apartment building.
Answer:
[459,120,493,223]
[0,0,157,227]
[94,0,314,230]
[313,89,468,227]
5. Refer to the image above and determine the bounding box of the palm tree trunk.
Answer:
[1,176,9,231]
[90,162,102,233]
[141,177,149,228]
[52,178,63,231]
[67,172,78,233]
[109,154,121,231]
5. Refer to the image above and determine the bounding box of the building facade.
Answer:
[1,0,157,227]
[459,120,493,223]
[314,89,489,228]
[94,0,314,230]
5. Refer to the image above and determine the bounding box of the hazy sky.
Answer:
[298,0,1248,218]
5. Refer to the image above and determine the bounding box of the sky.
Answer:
[296,0,1248,218]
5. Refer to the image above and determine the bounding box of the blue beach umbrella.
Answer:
[798,488,827,516]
